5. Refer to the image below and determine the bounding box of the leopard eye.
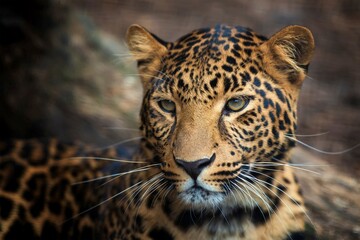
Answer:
[158,100,176,113]
[225,97,248,112]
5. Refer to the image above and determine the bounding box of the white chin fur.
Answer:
[178,187,225,207]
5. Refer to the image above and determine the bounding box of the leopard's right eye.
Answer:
[158,100,176,114]
[225,97,248,112]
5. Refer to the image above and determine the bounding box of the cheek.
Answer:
[148,108,175,142]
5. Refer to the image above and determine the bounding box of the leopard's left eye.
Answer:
[225,97,248,112]
[158,100,176,113]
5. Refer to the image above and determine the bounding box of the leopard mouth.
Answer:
[178,186,225,206]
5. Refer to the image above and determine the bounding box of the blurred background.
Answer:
[0,0,359,238]
[1,0,358,175]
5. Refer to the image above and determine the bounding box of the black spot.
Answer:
[210,78,218,89]
[264,81,273,91]
[1,160,25,192]
[0,196,13,219]
[19,143,33,159]
[258,89,266,98]
[275,103,282,117]
[269,112,275,123]
[230,151,235,156]
[224,77,232,93]
[226,56,237,65]
[26,174,47,218]
[177,79,184,89]
[222,64,233,72]
[253,77,261,87]
[251,207,271,225]
[272,126,279,139]
[233,44,241,51]
[283,177,291,184]
[285,231,306,240]
[4,219,37,240]
[0,141,13,156]
[275,88,286,103]
[41,221,59,239]
[146,191,157,209]
[175,210,195,231]
[263,98,269,108]
[279,120,286,130]
[244,49,252,56]
[228,37,239,43]
[48,201,62,215]
[80,225,95,240]
[148,227,174,240]
[284,111,291,125]
[249,66,258,74]
[258,140,264,148]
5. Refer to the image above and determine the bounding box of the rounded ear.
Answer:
[259,25,315,89]
[126,24,168,88]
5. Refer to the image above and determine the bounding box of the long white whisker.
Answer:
[251,162,321,175]
[63,180,143,223]
[239,174,295,240]
[248,169,314,227]
[127,173,163,211]
[286,136,360,155]
[70,157,148,164]
[72,163,161,185]
[103,127,140,132]
[91,137,143,152]
[285,132,329,138]
[236,178,272,212]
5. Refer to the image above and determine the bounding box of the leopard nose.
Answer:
[175,154,216,180]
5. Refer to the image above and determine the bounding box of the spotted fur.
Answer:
[0,24,315,239]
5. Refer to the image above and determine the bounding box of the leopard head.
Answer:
[126,24,314,209]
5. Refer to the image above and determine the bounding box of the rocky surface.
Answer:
[293,148,360,239]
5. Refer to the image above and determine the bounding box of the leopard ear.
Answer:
[259,25,315,90]
[126,24,168,88]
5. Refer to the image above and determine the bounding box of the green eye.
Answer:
[158,100,176,113]
[225,98,248,112]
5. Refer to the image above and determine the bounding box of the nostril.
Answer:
[197,153,215,170]
[175,154,216,180]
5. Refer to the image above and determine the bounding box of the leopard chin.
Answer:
[178,186,226,207]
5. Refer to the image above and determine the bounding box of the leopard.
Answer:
[0,23,315,240]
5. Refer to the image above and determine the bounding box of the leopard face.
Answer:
[127,24,314,211]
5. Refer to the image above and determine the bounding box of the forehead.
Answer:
[156,25,267,98]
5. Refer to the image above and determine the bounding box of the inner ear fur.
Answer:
[259,25,315,89]
[126,24,168,88]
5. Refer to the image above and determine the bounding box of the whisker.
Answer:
[134,178,165,218]
[128,73,165,81]
[246,169,314,227]
[97,166,160,188]
[285,132,329,138]
[103,127,140,132]
[90,136,143,152]
[129,173,163,211]
[230,181,253,211]
[72,163,161,185]
[63,180,143,224]
[69,156,148,164]
[251,162,321,175]
[236,178,272,211]
[286,135,360,155]
[239,174,295,240]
